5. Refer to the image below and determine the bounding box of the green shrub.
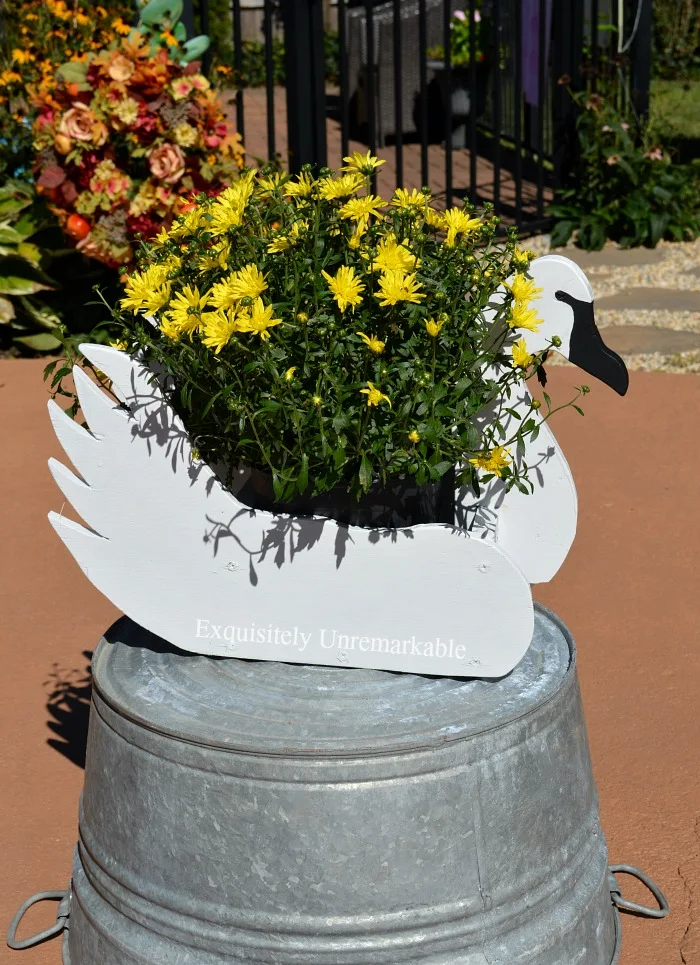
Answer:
[549,86,700,250]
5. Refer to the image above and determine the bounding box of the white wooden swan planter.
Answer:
[47,255,627,678]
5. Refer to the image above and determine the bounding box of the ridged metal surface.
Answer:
[65,604,617,964]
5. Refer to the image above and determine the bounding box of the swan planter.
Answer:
[47,255,627,679]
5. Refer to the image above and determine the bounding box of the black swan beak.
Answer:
[555,290,629,396]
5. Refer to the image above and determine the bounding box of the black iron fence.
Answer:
[186,0,653,231]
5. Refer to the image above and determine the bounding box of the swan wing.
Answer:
[47,345,534,677]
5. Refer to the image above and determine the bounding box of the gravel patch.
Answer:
[596,309,700,332]
[522,236,700,298]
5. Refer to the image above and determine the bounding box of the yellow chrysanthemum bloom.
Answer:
[347,218,369,249]
[266,220,307,254]
[209,175,256,234]
[236,298,282,340]
[12,48,34,65]
[442,208,482,246]
[408,429,421,443]
[152,227,170,247]
[321,265,365,312]
[360,382,391,408]
[469,446,511,478]
[210,264,268,308]
[112,17,131,34]
[160,316,183,341]
[318,172,365,200]
[508,301,543,332]
[424,206,447,231]
[170,208,205,239]
[257,172,285,195]
[376,269,425,307]
[507,272,543,304]
[338,195,386,223]
[356,332,385,354]
[511,338,534,368]
[372,233,418,272]
[425,317,444,337]
[390,188,427,213]
[284,172,316,198]
[342,151,386,176]
[110,339,129,351]
[198,240,230,271]
[165,284,210,335]
[284,366,297,381]
[201,308,242,354]
[312,394,323,406]
[512,246,534,268]
[120,265,171,314]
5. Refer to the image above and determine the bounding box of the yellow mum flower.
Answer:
[165,284,210,335]
[201,308,242,354]
[284,172,316,198]
[209,176,255,234]
[236,297,282,340]
[442,207,482,246]
[110,339,129,351]
[511,338,534,368]
[284,366,297,381]
[507,272,543,304]
[356,332,385,354]
[12,48,34,65]
[425,316,444,337]
[512,247,533,268]
[347,218,369,249]
[318,172,365,200]
[258,172,285,195]
[376,269,425,307]
[408,429,421,443]
[266,220,307,254]
[170,208,205,239]
[390,188,428,212]
[360,382,391,408]
[372,233,418,272]
[210,264,268,308]
[160,316,183,341]
[120,265,171,314]
[112,17,131,34]
[469,446,511,478]
[508,301,543,332]
[338,194,386,222]
[342,150,386,175]
[321,265,365,312]
[424,206,447,231]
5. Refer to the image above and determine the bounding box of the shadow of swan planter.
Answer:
[8,169,669,963]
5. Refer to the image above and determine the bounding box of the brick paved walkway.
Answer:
[228,86,551,219]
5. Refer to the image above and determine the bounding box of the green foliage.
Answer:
[549,87,700,250]
[61,163,588,502]
[427,6,490,67]
[649,79,700,162]
[652,0,700,80]
[0,179,118,353]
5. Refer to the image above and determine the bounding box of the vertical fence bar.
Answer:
[418,0,429,187]
[364,0,377,160]
[491,0,502,215]
[283,0,327,171]
[536,0,546,218]
[443,0,452,206]
[631,0,653,118]
[232,0,245,151]
[393,0,403,189]
[468,0,477,204]
[513,0,522,226]
[201,0,211,75]
[338,0,349,163]
[590,0,599,91]
[181,0,195,38]
[263,0,276,160]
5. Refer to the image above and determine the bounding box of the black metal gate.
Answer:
[187,0,653,231]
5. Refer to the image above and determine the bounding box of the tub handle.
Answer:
[6,890,70,951]
[609,864,670,919]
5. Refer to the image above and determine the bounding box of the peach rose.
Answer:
[59,102,98,143]
[148,142,186,184]
[108,53,135,83]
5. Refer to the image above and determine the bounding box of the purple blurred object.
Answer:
[522,0,553,106]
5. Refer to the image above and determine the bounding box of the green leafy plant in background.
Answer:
[652,0,700,81]
[549,83,700,250]
[0,179,118,353]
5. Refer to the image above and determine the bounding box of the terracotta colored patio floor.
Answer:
[1,358,699,965]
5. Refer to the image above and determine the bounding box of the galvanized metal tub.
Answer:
[65,604,619,965]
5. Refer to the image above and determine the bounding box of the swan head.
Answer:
[521,254,629,396]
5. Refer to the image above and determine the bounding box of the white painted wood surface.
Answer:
[48,345,534,678]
